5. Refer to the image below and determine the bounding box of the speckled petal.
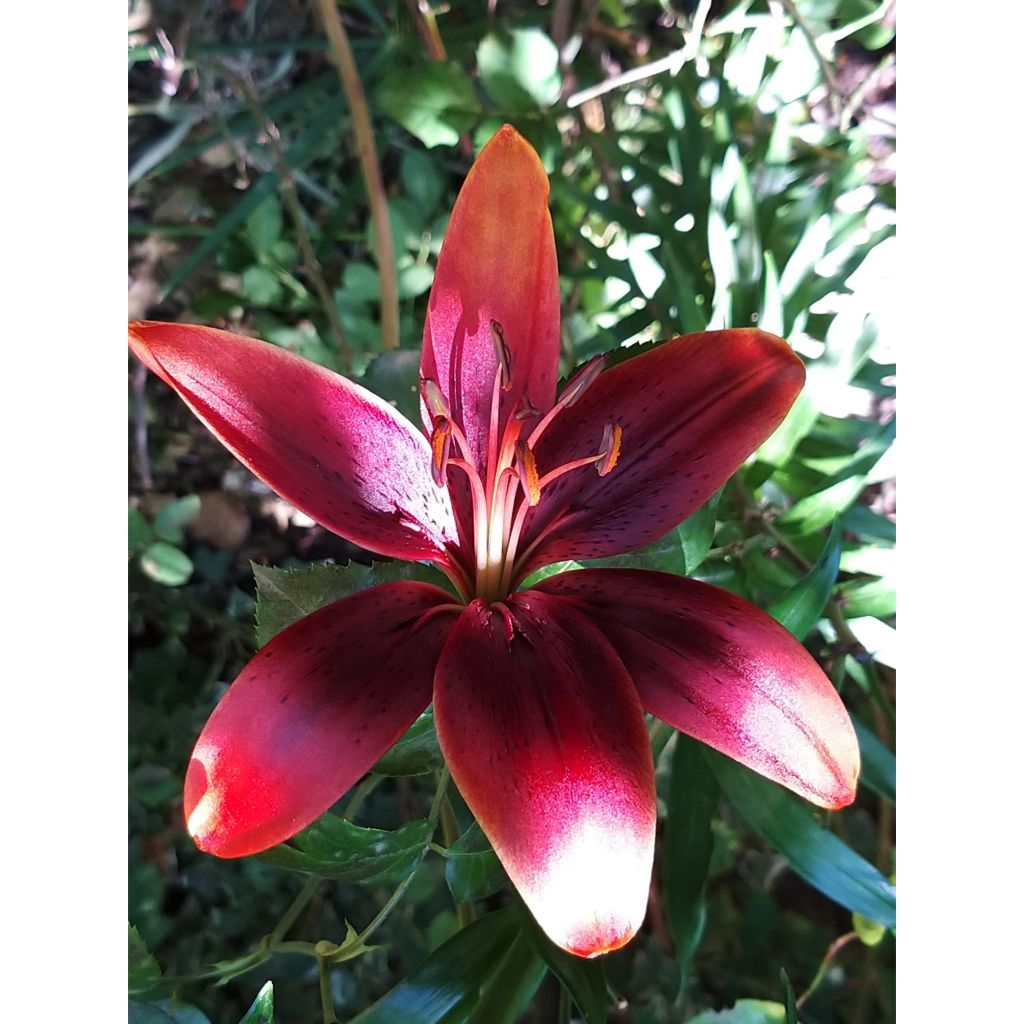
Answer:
[516,330,804,575]
[184,582,456,857]
[536,569,859,808]
[433,591,656,957]
[129,321,458,562]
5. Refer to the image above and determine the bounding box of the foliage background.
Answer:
[128,1,895,1021]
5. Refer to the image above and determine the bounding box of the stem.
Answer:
[558,984,572,1024]
[269,875,321,945]
[313,0,399,350]
[342,772,384,822]
[318,954,339,1023]
[214,63,352,372]
[796,931,860,1009]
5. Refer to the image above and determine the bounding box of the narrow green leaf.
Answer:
[767,523,842,640]
[140,542,193,587]
[238,982,274,1024]
[520,560,584,587]
[374,710,443,776]
[246,197,283,253]
[663,735,719,988]
[780,969,797,1024]
[128,507,153,553]
[521,910,607,1024]
[129,924,161,995]
[836,577,896,619]
[257,815,433,885]
[778,476,865,534]
[443,822,508,903]
[851,715,895,804]
[253,559,451,646]
[349,909,519,1024]
[129,1003,212,1024]
[466,931,547,1024]
[707,753,895,927]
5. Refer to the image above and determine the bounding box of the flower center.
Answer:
[422,324,621,604]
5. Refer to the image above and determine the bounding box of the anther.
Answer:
[515,394,540,420]
[559,355,605,408]
[421,377,451,420]
[490,320,513,391]
[514,440,542,506]
[430,416,453,487]
[596,422,623,477]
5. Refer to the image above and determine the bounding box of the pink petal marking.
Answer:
[536,569,860,809]
[129,321,458,562]
[433,591,656,957]
[184,582,457,858]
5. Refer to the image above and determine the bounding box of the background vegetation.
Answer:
[128,1,896,1021]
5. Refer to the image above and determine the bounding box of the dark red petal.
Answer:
[433,591,655,958]
[535,569,859,809]
[129,321,457,562]
[183,583,456,857]
[421,125,560,471]
[518,330,804,573]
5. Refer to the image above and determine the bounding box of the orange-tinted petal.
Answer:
[433,591,655,957]
[536,569,859,809]
[518,330,804,575]
[129,321,457,562]
[421,125,561,472]
[184,582,455,857]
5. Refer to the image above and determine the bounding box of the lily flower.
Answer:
[128,125,859,959]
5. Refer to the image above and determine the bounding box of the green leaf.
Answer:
[152,494,201,543]
[129,1002,212,1024]
[378,62,479,148]
[349,908,519,1023]
[140,542,194,587]
[520,560,584,588]
[238,981,274,1024]
[398,262,435,298]
[780,969,798,1024]
[836,577,896,619]
[778,476,865,534]
[401,149,446,215]
[443,822,508,903]
[374,710,443,776]
[707,753,896,928]
[767,523,842,640]
[685,1001,786,1024]
[679,489,722,574]
[128,924,161,995]
[258,814,433,885]
[129,507,153,553]
[851,715,895,804]
[663,735,719,988]
[477,29,561,111]
[521,910,607,1024]
[253,560,451,646]
[466,931,547,1024]
[246,197,283,253]
[241,265,284,306]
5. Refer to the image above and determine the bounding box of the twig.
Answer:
[314,0,400,351]
[777,0,843,118]
[797,930,859,1009]
[840,52,896,133]
[215,63,353,371]
[405,0,446,60]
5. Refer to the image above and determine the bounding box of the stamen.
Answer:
[490,320,513,392]
[560,355,606,408]
[421,377,451,420]
[430,416,453,487]
[514,440,542,507]
[596,422,623,477]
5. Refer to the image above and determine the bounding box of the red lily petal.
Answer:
[433,591,655,957]
[129,321,457,562]
[421,125,560,470]
[518,330,804,574]
[536,569,859,809]
[184,582,456,857]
